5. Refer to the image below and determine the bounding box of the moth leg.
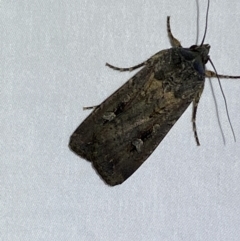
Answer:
[205,70,240,79]
[106,61,147,72]
[192,88,203,146]
[167,16,182,47]
[83,105,99,110]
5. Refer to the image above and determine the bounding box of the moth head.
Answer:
[189,44,210,64]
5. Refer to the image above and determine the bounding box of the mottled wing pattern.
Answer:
[69,48,204,185]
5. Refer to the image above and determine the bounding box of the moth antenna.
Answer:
[195,0,200,45]
[200,0,210,46]
[208,58,236,142]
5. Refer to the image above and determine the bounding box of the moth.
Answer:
[69,1,239,186]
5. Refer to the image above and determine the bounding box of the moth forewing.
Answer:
[69,45,207,186]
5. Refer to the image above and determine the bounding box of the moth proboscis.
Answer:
[69,1,240,186]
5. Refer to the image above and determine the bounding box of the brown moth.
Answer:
[69,1,239,186]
